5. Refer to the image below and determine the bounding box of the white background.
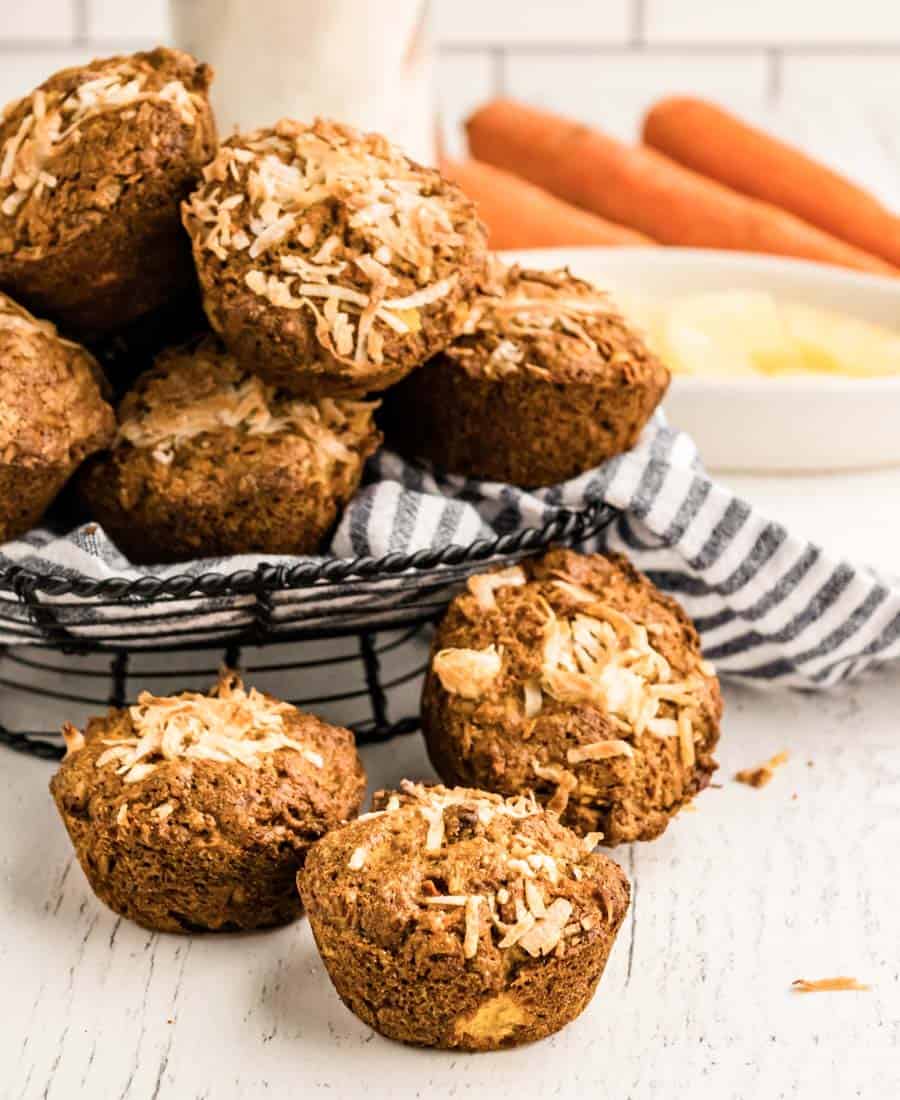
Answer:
[2,0,900,159]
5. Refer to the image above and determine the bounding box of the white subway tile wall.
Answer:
[0,0,899,165]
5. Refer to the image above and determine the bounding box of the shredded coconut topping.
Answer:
[537,580,710,765]
[379,782,592,960]
[454,267,618,380]
[117,342,377,466]
[0,63,201,219]
[466,565,526,611]
[93,672,324,783]
[432,644,502,700]
[184,118,469,370]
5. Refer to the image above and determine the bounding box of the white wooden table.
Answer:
[1,471,898,1100]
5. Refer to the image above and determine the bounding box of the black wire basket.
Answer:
[0,502,616,762]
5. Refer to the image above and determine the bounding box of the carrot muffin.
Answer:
[182,118,487,396]
[79,336,380,563]
[421,549,722,845]
[0,48,216,338]
[381,265,669,487]
[0,291,114,541]
[50,672,366,933]
[299,780,630,1050]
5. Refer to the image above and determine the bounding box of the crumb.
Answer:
[735,751,789,789]
[791,977,869,994]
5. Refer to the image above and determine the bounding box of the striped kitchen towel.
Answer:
[332,414,900,688]
[1,412,897,686]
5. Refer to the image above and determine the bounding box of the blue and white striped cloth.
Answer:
[2,412,898,685]
[334,414,899,687]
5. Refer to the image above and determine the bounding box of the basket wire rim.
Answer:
[0,502,615,603]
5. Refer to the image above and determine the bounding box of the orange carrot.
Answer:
[443,157,653,249]
[643,96,900,271]
[466,99,895,276]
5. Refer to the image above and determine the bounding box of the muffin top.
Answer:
[301,779,629,962]
[428,549,720,789]
[0,47,215,256]
[183,118,486,379]
[443,265,666,386]
[110,335,380,477]
[0,291,114,468]
[51,671,366,851]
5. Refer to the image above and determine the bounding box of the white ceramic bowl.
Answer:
[499,247,900,473]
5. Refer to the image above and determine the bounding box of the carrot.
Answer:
[466,99,895,276]
[442,157,653,249]
[643,96,900,271]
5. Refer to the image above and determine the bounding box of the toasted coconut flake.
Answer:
[566,740,634,765]
[348,846,367,871]
[432,644,502,701]
[582,832,604,850]
[532,759,578,815]
[117,347,376,468]
[523,679,543,719]
[464,895,482,958]
[677,711,696,768]
[792,977,869,993]
[94,672,324,784]
[524,880,546,919]
[0,62,202,218]
[466,565,526,611]
[423,894,469,907]
[151,801,174,821]
[115,802,129,827]
[61,721,85,758]
[516,898,573,958]
[419,803,445,852]
[735,750,789,788]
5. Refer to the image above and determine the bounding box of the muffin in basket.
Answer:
[299,780,630,1050]
[182,118,488,396]
[0,48,216,338]
[0,291,114,542]
[50,671,367,933]
[382,264,669,487]
[421,549,722,845]
[79,336,380,563]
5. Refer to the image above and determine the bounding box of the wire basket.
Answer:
[0,502,616,761]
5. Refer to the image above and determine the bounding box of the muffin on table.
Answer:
[421,549,722,845]
[79,336,380,563]
[50,671,366,933]
[299,780,630,1050]
[382,265,669,487]
[0,48,216,338]
[182,118,487,396]
[0,291,114,542]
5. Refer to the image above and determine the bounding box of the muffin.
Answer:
[299,780,630,1050]
[79,336,380,563]
[182,117,488,396]
[382,265,669,487]
[50,671,366,932]
[0,48,216,338]
[0,291,114,541]
[421,549,722,845]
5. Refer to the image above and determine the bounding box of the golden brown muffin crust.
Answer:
[79,336,380,562]
[382,265,670,487]
[0,291,114,540]
[0,48,216,334]
[421,550,722,844]
[183,118,487,395]
[51,672,367,932]
[300,781,630,1049]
